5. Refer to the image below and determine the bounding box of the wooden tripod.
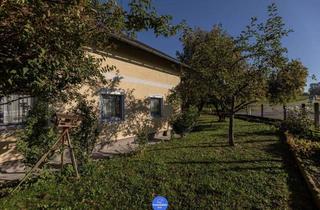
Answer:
[12,113,80,193]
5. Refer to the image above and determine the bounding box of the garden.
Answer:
[0,115,317,209]
[1,1,319,209]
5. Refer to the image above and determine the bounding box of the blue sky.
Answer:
[120,0,320,89]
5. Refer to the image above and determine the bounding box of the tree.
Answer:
[173,28,209,112]
[0,0,183,103]
[176,4,308,146]
[1,0,183,163]
[309,84,320,97]
[267,60,308,104]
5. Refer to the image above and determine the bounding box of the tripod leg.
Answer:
[61,133,64,171]
[11,129,67,194]
[66,130,80,179]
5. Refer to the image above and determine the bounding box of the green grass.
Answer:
[0,115,316,209]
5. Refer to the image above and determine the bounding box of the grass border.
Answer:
[235,114,320,209]
[285,134,320,209]
[235,114,320,141]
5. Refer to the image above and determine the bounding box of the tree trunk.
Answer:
[213,103,226,122]
[228,96,235,146]
[218,113,226,122]
[228,113,235,146]
[197,100,205,112]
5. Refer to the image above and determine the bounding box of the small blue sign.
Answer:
[152,196,168,210]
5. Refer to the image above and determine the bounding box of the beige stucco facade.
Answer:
[82,41,181,141]
[0,38,183,169]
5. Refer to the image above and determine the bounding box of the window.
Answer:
[0,97,3,124]
[0,95,33,125]
[150,97,163,118]
[101,94,124,121]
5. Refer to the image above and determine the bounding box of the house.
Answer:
[0,35,187,172]
[0,35,186,142]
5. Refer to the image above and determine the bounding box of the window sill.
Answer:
[101,117,124,124]
[150,115,162,119]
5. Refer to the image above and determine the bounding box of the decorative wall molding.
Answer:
[104,73,175,89]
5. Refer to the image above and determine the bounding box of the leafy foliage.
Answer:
[171,106,199,136]
[17,99,57,164]
[287,135,320,158]
[309,83,320,97]
[1,0,105,101]
[175,4,308,145]
[278,107,312,137]
[0,0,183,102]
[2,0,182,164]
[72,99,100,165]
[268,60,308,104]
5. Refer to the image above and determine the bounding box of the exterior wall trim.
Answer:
[104,72,175,89]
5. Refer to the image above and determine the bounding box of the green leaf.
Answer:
[23,67,29,75]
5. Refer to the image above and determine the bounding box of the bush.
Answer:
[278,106,312,137]
[287,134,320,159]
[17,100,58,165]
[135,128,150,146]
[17,98,101,167]
[171,106,199,136]
[72,99,100,165]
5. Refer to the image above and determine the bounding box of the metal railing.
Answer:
[237,102,320,130]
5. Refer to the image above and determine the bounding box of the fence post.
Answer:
[283,105,287,120]
[261,104,264,117]
[301,103,307,116]
[247,105,252,116]
[315,103,319,130]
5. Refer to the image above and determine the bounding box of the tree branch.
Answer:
[0,96,32,106]
[234,100,257,113]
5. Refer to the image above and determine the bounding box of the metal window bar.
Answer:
[0,94,34,125]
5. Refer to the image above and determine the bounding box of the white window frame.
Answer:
[149,95,163,118]
[100,89,125,123]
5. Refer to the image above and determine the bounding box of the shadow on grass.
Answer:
[168,160,286,174]
[235,129,276,137]
[263,140,317,210]
[217,165,284,172]
[192,123,225,132]
[210,131,276,142]
[147,144,230,152]
[166,159,282,165]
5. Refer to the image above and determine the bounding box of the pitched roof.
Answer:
[110,34,190,68]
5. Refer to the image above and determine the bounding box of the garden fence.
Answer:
[237,102,320,130]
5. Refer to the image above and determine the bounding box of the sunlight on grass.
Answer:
[0,115,315,209]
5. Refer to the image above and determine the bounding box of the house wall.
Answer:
[0,45,181,168]
[80,46,181,142]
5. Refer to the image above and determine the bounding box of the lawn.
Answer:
[0,115,316,209]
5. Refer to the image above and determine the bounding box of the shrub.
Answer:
[132,122,156,155]
[72,99,100,165]
[135,128,150,146]
[171,106,199,136]
[17,99,58,165]
[17,98,101,167]
[278,106,312,137]
[287,134,320,159]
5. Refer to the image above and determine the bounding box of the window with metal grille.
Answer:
[0,95,33,125]
[101,94,124,121]
[150,97,162,118]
